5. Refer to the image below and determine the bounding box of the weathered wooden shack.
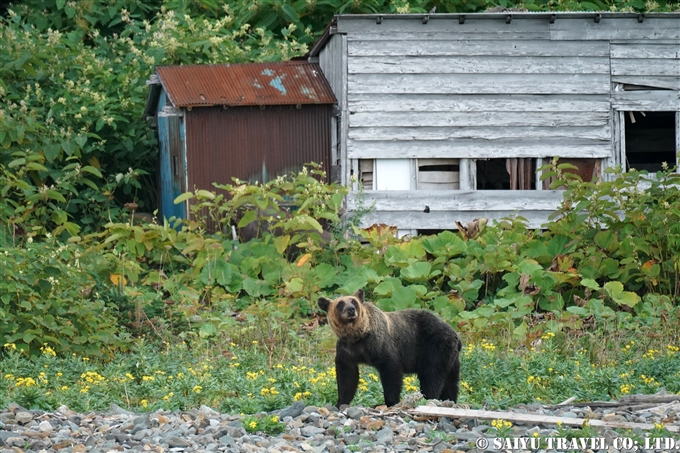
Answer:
[308,12,680,234]
[145,61,337,223]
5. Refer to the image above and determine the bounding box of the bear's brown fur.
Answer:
[318,289,461,407]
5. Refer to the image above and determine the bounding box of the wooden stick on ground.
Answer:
[410,407,680,433]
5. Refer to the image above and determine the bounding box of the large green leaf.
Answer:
[385,241,426,267]
[315,263,337,288]
[604,281,640,308]
[580,278,600,290]
[453,279,484,302]
[214,260,233,287]
[391,286,418,310]
[242,277,272,298]
[337,275,367,296]
[237,210,257,228]
[374,278,398,297]
[174,192,194,204]
[401,261,431,282]
[421,231,467,258]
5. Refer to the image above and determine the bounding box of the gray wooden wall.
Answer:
[314,14,680,231]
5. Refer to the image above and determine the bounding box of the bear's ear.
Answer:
[318,297,332,312]
[353,289,365,303]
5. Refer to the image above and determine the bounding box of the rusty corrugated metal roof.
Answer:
[156,61,336,108]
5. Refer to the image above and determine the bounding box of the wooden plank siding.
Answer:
[610,42,680,90]
[349,56,609,74]
[611,90,680,111]
[347,191,565,229]
[310,14,680,231]
[346,32,612,163]
[550,19,680,40]
[348,39,610,56]
[348,94,611,112]
[320,34,350,186]
[346,139,611,159]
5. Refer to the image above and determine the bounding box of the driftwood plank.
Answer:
[410,407,680,432]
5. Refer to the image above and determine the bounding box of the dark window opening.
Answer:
[622,84,673,91]
[625,111,676,172]
[477,158,535,190]
[420,164,459,172]
[417,229,450,237]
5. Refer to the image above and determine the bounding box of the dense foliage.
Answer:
[2,163,680,356]
[2,0,679,242]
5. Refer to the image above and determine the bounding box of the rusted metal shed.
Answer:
[145,61,337,225]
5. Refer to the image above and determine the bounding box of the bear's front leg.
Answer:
[377,365,403,407]
[335,352,359,407]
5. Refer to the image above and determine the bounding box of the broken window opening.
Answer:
[417,158,460,190]
[477,158,535,190]
[625,111,677,173]
[541,158,601,189]
[621,84,673,91]
[358,159,374,190]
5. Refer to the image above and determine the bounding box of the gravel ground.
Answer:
[1,396,679,453]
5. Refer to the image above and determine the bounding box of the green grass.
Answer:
[1,320,679,414]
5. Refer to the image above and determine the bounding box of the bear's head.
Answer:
[318,289,369,338]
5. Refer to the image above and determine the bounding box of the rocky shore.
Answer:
[1,396,679,453]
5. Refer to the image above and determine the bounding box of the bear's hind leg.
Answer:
[417,368,447,401]
[439,356,460,403]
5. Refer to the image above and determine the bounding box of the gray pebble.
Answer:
[279,401,306,419]
[219,434,237,447]
[375,427,394,444]
[301,426,324,437]
[108,404,133,415]
[167,436,191,447]
[454,429,483,441]
[346,407,363,420]
[15,411,33,424]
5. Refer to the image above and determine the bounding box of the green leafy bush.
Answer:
[0,238,130,356]
[76,165,348,337]
[545,160,680,299]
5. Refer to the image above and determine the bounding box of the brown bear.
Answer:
[318,289,462,408]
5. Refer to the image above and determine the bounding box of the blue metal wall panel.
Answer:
[157,90,187,221]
